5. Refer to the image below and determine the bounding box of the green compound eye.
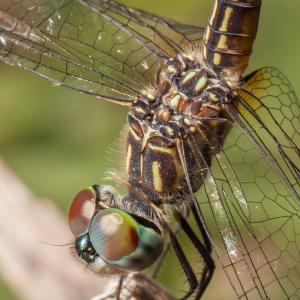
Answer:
[89,208,164,272]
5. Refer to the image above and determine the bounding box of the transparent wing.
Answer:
[0,0,204,104]
[193,120,300,299]
[89,0,204,51]
[237,67,300,199]
[191,68,300,299]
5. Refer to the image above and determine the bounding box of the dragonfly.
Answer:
[0,0,299,299]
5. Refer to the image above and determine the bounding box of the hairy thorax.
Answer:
[125,53,234,205]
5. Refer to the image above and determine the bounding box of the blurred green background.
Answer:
[0,0,299,299]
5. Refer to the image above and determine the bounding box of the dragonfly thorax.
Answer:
[130,54,234,141]
[126,56,233,206]
[159,54,234,106]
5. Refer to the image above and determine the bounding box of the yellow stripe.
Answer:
[181,71,197,85]
[195,76,208,93]
[217,35,228,50]
[169,94,181,108]
[129,127,141,141]
[152,161,163,192]
[203,45,208,59]
[134,107,145,114]
[165,126,174,137]
[148,144,175,155]
[219,7,233,32]
[209,0,219,26]
[213,53,221,65]
[126,144,132,173]
[203,27,210,44]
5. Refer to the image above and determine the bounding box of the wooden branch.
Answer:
[0,160,106,300]
[91,273,176,300]
[0,160,175,300]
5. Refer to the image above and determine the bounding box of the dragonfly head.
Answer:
[68,185,164,274]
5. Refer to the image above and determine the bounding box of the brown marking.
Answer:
[189,101,203,115]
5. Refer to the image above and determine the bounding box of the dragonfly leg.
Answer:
[152,208,190,279]
[168,229,197,300]
[175,138,215,298]
[174,209,215,300]
[115,275,124,300]
[191,204,215,300]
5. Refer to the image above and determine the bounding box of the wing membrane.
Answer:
[193,121,300,299]
[0,11,138,103]
[191,68,300,298]
[85,0,204,52]
[0,0,204,104]
[236,67,300,199]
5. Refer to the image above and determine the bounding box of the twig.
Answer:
[0,160,107,300]
[91,273,176,300]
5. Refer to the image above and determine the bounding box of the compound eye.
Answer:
[89,208,164,271]
[69,187,96,237]
[89,208,138,261]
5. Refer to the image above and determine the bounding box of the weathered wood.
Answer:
[0,160,107,300]
[91,273,176,300]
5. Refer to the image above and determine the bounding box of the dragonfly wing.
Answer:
[83,0,204,52]
[193,69,300,298]
[194,120,300,299]
[236,67,300,199]
[0,0,204,104]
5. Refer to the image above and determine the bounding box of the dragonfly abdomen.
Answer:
[203,0,261,80]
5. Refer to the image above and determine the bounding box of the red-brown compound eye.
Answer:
[68,187,96,237]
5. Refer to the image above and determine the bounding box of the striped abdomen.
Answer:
[202,0,261,81]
